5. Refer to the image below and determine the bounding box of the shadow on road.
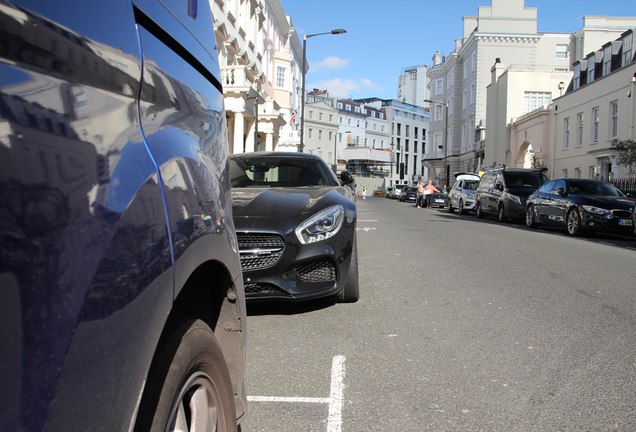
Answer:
[247,297,336,316]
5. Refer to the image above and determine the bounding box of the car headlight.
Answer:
[506,193,522,205]
[582,205,610,215]
[295,205,345,244]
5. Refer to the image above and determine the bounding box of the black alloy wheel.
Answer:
[526,205,537,228]
[497,204,507,223]
[134,319,237,432]
[476,202,484,219]
[566,208,584,236]
[338,235,359,303]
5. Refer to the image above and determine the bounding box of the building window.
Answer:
[319,112,323,121]
[318,130,323,140]
[603,45,612,76]
[470,82,475,104]
[591,107,599,143]
[345,104,351,110]
[471,52,476,72]
[308,110,313,119]
[435,79,444,95]
[434,104,442,121]
[556,44,568,59]
[462,89,467,109]
[276,67,286,88]
[523,92,551,114]
[587,56,595,83]
[609,100,618,138]
[576,112,583,146]
[574,167,581,178]
[308,128,313,139]
[563,117,570,149]
[562,169,568,177]
[329,114,333,122]
[337,102,343,109]
[573,64,581,90]
[623,32,633,67]
[354,106,360,113]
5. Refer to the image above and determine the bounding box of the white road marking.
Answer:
[356,227,376,231]
[327,355,346,432]
[247,355,347,432]
[248,396,329,403]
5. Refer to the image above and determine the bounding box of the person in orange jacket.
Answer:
[423,178,439,208]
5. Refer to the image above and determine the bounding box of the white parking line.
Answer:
[327,355,346,432]
[247,355,347,432]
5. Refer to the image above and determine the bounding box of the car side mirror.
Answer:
[340,171,355,186]
[556,187,566,196]
[495,183,503,191]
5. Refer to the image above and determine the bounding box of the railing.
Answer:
[611,178,636,195]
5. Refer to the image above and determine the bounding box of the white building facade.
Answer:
[397,64,430,106]
[552,30,636,181]
[212,0,302,154]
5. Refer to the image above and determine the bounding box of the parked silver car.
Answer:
[447,173,480,214]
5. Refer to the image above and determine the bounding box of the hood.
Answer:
[231,186,344,218]
[572,195,636,210]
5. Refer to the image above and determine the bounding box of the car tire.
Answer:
[526,205,537,228]
[497,204,507,223]
[447,199,454,213]
[338,235,359,303]
[458,199,465,215]
[566,207,585,237]
[476,201,484,219]
[134,318,237,432]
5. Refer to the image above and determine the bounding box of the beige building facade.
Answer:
[509,28,636,181]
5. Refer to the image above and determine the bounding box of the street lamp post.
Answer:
[299,28,347,153]
[424,99,449,187]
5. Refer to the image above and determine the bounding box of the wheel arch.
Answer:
[173,260,247,420]
[138,260,247,429]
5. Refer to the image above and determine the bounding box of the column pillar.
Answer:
[233,111,245,154]
[245,119,256,153]
[265,133,274,152]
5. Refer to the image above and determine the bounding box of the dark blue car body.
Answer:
[0,1,246,430]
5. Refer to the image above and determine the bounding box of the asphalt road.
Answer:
[241,196,636,432]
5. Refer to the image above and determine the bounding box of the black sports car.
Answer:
[525,178,635,236]
[229,152,359,302]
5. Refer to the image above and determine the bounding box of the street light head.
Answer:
[331,28,347,35]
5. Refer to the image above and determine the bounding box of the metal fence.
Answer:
[611,178,636,195]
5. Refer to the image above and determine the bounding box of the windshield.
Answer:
[503,171,548,188]
[567,180,624,197]
[464,180,478,190]
[229,156,339,188]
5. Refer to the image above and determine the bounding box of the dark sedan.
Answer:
[428,186,449,209]
[525,178,635,236]
[230,152,359,303]
[399,186,418,203]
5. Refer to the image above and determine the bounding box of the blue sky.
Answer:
[280,0,635,100]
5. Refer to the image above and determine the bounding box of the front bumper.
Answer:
[236,226,355,302]
[580,210,634,234]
